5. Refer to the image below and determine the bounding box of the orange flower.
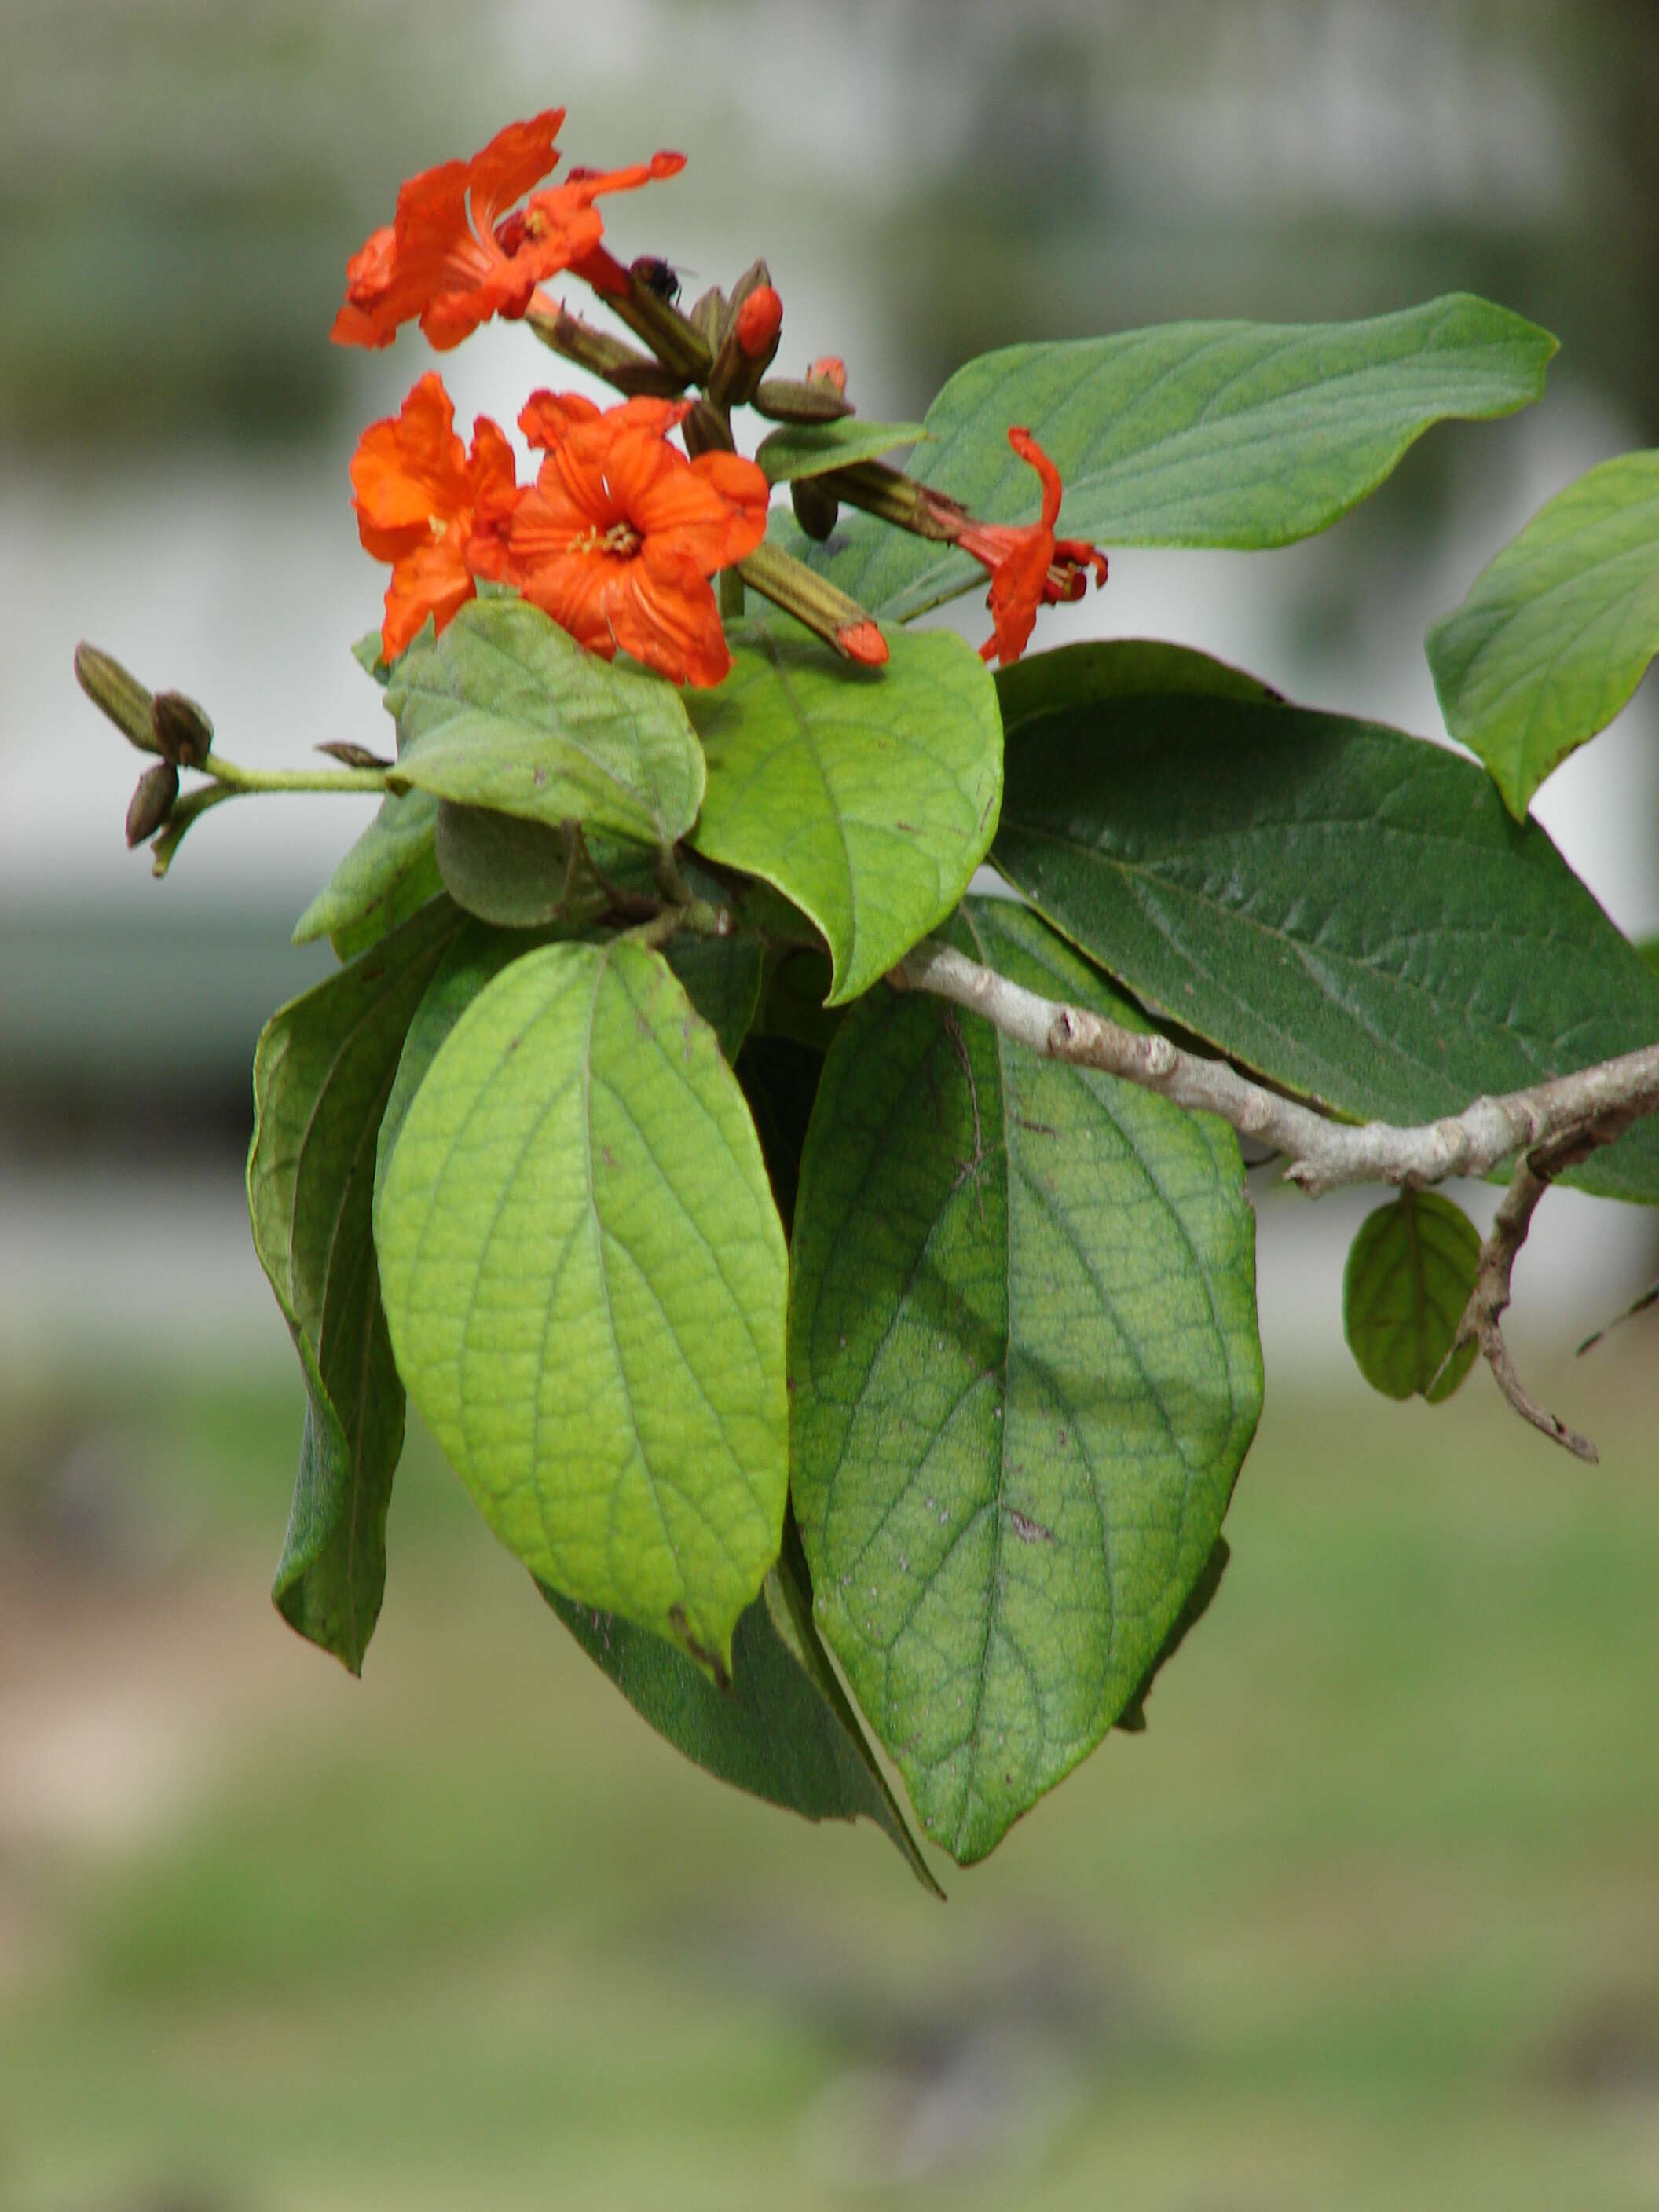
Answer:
[331,111,686,351]
[351,373,523,657]
[956,428,1107,666]
[504,391,770,687]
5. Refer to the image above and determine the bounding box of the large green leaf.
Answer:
[754,418,928,485]
[994,693,1659,1205]
[996,638,1279,738]
[541,1520,939,1892]
[782,295,1555,621]
[292,789,442,959]
[686,621,1002,1004]
[790,900,1262,1862]
[1342,1188,1480,1404]
[1426,450,1659,818]
[374,937,789,1675]
[385,596,706,847]
[248,896,466,1670]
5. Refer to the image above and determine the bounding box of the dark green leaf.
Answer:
[686,621,1002,1003]
[782,295,1556,621]
[292,790,443,959]
[248,895,466,1670]
[386,596,705,847]
[755,418,928,485]
[790,899,1262,1862]
[542,1519,939,1893]
[1342,1189,1481,1403]
[374,938,789,1676]
[994,693,1659,1204]
[1426,451,1659,817]
[996,638,1279,739]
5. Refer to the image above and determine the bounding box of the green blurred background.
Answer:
[3,3,1659,2205]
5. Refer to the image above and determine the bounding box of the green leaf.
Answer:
[686,622,1003,1004]
[385,596,706,847]
[431,801,662,931]
[782,295,1556,621]
[374,937,789,1675]
[1426,451,1659,817]
[541,1518,940,1893]
[351,629,393,684]
[292,789,443,958]
[755,418,928,485]
[1342,1189,1481,1404]
[996,638,1279,739]
[790,899,1262,1862]
[248,896,466,1670]
[994,693,1659,1206]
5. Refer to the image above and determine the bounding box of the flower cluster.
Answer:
[336,112,1106,684]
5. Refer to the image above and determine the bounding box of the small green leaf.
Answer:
[432,801,661,931]
[1342,1189,1481,1404]
[994,692,1659,1205]
[996,638,1279,738]
[386,596,706,847]
[790,900,1262,1862]
[782,295,1556,621]
[1426,450,1659,817]
[374,938,789,1675]
[755,418,928,485]
[249,896,466,1670]
[542,1519,939,1893]
[292,789,443,958]
[351,629,393,684]
[686,622,1002,1003]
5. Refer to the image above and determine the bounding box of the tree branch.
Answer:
[891,936,1659,1459]
[892,939,1659,1196]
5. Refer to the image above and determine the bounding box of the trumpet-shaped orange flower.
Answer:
[331,111,686,352]
[351,373,523,657]
[504,391,769,687]
[956,428,1107,666]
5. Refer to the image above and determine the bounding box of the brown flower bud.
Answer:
[751,378,855,424]
[126,761,179,847]
[150,690,213,768]
[791,476,840,540]
[75,643,159,753]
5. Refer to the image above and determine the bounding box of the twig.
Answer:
[891,939,1659,1197]
[891,937,1659,1459]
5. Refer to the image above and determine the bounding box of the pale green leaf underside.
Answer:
[994,692,1659,1206]
[1342,1188,1480,1404]
[790,899,1262,1862]
[1426,449,1659,817]
[386,596,705,848]
[755,418,928,484]
[686,622,1003,1004]
[291,788,442,957]
[249,896,465,1669]
[373,937,789,1674]
[782,294,1555,621]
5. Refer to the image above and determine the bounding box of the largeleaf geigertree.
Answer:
[75,106,1659,1884]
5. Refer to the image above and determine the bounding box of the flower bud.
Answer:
[126,761,180,847]
[75,643,159,753]
[807,357,848,397]
[681,397,736,458]
[708,280,782,410]
[791,476,840,540]
[687,287,728,351]
[151,690,214,768]
[751,378,855,424]
[734,286,782,361]
[738,540,888,667]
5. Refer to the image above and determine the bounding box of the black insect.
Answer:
[629,255,685,306]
